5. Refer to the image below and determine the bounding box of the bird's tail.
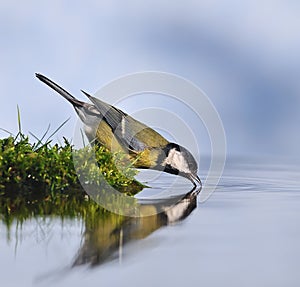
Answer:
[35,73,84,107]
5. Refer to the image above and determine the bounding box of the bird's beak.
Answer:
[189,173,202,188]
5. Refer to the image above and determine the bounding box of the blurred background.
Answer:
[1,0,299,158]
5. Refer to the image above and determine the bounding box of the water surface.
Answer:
[1,158,300,287]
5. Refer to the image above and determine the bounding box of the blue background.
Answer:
[1,1,299,158]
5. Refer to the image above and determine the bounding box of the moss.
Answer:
[0,133,144,201]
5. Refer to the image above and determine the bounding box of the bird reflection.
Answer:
[72,187,201,267]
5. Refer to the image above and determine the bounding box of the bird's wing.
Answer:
[82,92,169,152]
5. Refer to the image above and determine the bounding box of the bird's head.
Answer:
[159,143,202,187]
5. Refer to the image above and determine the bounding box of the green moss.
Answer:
[0,134,144,200]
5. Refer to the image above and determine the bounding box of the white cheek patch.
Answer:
[163,148,190,173]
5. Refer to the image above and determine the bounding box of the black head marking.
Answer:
[165,143,181,152]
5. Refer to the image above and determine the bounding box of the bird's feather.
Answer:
[82,92,169,152]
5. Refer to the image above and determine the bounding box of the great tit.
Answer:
[36,73,202,187]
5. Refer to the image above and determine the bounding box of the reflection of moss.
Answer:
[0,194,121,240]
[0,192,128,267]
[0,135,144,199]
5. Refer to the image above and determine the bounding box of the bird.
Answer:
[36,73,202,187]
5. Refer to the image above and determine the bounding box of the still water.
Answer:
[1,158,300,287]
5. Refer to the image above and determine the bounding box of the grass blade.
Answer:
[29,124,51,150]
[0,128,15,137]
[45,117,70,143]
[17,105,22,134]
[29,131,41,143]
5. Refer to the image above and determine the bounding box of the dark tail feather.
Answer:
[35,73,83,107]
